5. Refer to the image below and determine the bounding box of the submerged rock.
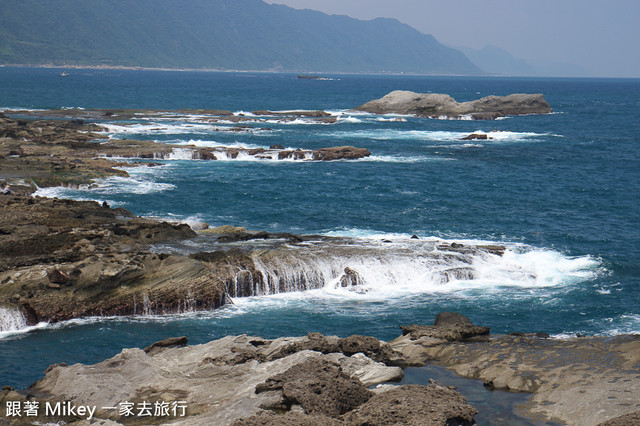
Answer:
[355,90,552,119]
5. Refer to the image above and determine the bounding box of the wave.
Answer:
[224,233,601,301]
[34,166,176,198]
[102,122,216,135]
[324,129,554,142]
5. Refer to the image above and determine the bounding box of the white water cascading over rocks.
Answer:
[0,307,28,332]
[224,239,514,298]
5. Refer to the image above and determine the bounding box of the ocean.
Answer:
[1,68,639,400]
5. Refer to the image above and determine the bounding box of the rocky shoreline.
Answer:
[2,108,639,425]
[1,313,638,425]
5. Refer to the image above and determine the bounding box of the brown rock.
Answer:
[342,383,478,425]
[312,146,371,161]
[255,358,372,417]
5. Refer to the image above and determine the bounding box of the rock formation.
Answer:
[2,313,637,425]
[354,90,552,119]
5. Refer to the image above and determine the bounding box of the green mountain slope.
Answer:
[0,0,481,74]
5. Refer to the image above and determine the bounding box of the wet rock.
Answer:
[342,383,478,425]
[144,336,189,356]
[255,358,372,417]
[270,144,285,150]
[312,146,370,161]
[339,267,363,288]
[461,132,489,140]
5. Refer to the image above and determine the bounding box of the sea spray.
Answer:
[0,307,28,332]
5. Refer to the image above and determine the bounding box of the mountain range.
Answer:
[0,0,482,74]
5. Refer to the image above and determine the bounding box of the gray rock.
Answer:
[355,90,552,119]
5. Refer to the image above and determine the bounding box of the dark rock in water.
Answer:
[461,132,489,140]
[217,230,271,243]
[144,336,189,356]
[255,358,372,417]
[411,234,419,239]
[339,267,362,288]
[270,144,285,150]
[343,383,478,426]
[312,146,370,161]
[355,90,552,119]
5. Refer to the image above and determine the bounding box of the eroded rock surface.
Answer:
[8,334,411,425]
[390,314,640,425]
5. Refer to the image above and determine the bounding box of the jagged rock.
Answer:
[255,358,372,417]
[342,383,478,425]
[355,90,552,119]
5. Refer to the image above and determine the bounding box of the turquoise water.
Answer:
[1,69,639,396]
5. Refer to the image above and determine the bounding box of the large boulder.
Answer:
[355,90,552,119]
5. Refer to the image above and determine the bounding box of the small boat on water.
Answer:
[59,72,69,77]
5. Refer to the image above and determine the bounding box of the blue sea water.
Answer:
[1,68,639,395]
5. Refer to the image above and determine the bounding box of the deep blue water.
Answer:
[1,68,639,394]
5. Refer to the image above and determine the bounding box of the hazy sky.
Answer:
[266,0,640,77]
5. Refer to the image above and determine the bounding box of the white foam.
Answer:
[0,307,27,333]
[102,122,215,136]
[34,165,175,199]
[174,139,265,150]
[230,233,602,302]
[324,129,550,142]
[337,116,363,124]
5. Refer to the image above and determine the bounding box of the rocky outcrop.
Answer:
[0,115,370,194]
[2,313,638,425]
[0,195,227,324]
[354,90,552,119]
[1,332,471,425]
[389,314,640,425]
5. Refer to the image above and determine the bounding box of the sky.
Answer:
[266,0,640,78]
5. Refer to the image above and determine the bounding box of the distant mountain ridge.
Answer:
[456,45,537,76]
[0,0,481,74]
